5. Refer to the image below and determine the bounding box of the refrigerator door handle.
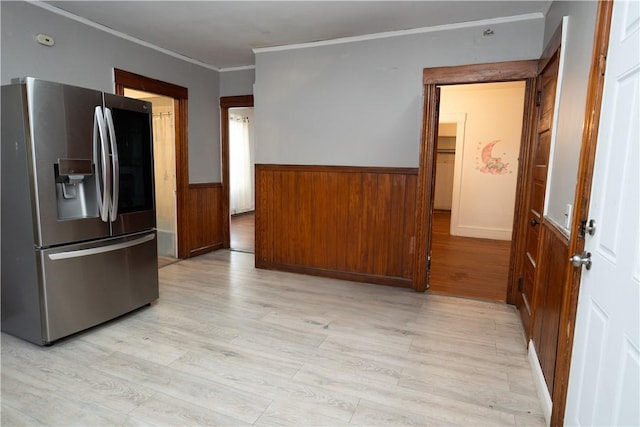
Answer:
[47,233,155,260]
[93,106,110,222]
[104,108,119,221]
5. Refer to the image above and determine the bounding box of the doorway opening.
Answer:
[114,69,189,261]
[429,82,526,302]
[413,61,539,297]
[124,89,178,267]
[228,106,255,253]
[220,95,255,252]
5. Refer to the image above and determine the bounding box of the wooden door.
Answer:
[516,48,560,334]
[425,87,441,289]
[414,85,440,291]
[564,1,640,423]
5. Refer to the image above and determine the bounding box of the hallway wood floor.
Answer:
[430,210,512,302]
[230,210,509,301]
[231,212,255,253]
[1,250,543,426]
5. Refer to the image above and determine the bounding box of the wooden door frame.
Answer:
[551,1,613,424]
[414,60,539,293]
[114,69,190,258]
[220,95,254,248]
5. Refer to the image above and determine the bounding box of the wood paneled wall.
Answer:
[255,165,418,287]
[185,183,224,257]
[530,219,569,395]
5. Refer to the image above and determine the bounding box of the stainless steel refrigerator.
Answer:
[1,77,159,345]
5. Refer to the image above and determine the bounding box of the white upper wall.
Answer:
[220,68,255,97]
[1,1,221,183]
[542,1,598,232]
[254,16,544,167]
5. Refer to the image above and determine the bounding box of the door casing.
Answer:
[114,69,189,258]
[220,95,254,249]
[414,60,539,293]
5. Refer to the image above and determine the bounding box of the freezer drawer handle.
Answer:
[47,234,155,261]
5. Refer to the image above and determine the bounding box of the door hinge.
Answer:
[535,90,542,107]
[517,277,523,292]
[599,53,607,77]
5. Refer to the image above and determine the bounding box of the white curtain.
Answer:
[229,113,253,214]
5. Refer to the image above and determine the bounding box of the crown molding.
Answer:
[218,65,256,73]
[254,12,544,54]
[26,0,221,72]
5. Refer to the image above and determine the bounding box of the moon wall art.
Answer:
[476,140,512,175]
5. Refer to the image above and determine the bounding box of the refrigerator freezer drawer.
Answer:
[39,232,159,344]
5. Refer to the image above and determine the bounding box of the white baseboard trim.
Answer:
[450,224,512,241]
[528,340,552,425]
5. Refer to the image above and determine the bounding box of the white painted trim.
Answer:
[529,340,553,426]
[440,113,467,236]
[26,0,221,72]
[253,13,544,54]
[219,65,256,73]
[450,225,513,241]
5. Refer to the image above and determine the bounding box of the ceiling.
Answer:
[43,1,553,70]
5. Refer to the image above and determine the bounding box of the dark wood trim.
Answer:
[188,182,222,189]
[507,77,538,305]
[114,69,188,99]
[415,60,539,295]
[538,24,564,74]
[256,260,413,288]
[220,95,254,108]
[413,84,439,291]
[175,98,189,258]
[423,60,538,85]
[551,1,614,425]
[256,164,418,175]
[114,69,190,259]
[220,95,254,249]
[189,242,224,258]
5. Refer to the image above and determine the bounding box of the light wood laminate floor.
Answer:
[1,250,544,426]
[158,255,180,269]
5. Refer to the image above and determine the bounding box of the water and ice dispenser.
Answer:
[54,158,98,220]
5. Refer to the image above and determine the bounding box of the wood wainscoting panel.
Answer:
[186,183,224,257]
[530,219,569,395]
[255,165,417,287]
